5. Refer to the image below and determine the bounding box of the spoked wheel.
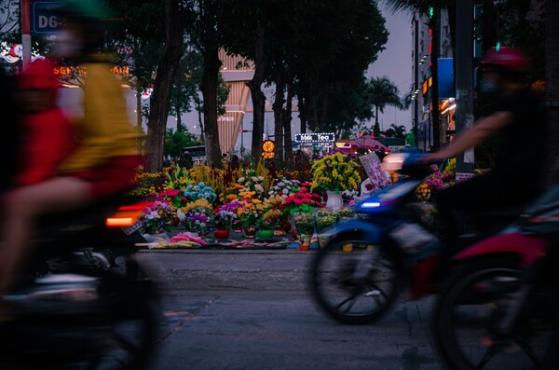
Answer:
[309,238,401,324]
[432,259,557,370]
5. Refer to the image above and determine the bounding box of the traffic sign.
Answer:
[32,1,60,35]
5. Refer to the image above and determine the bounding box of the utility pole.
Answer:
[414,18,419,142]
[454,0,475,180]
[21,0,31,68]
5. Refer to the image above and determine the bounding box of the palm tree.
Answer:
[367,77,403,137]
[385,124,407,139]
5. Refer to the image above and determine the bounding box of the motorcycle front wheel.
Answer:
[309,238,402,324]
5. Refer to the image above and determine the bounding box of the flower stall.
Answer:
[131,152,391,250]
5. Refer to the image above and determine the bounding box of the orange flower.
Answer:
[227,194,238,201]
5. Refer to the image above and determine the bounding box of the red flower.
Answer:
[294,199,303,205]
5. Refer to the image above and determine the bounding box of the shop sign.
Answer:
[262,140,275,159]
[295,133,335,144]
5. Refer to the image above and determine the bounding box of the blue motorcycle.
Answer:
[309,153,449,324]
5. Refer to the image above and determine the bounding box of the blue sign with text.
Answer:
[438,58,455,99]
[32,1,60,35]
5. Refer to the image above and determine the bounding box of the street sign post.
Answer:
[31,1,60,35]
[454,0,475,179]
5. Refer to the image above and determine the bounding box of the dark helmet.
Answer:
[56,0,112,20]
[481,46,530,74]
[54,0,113,56]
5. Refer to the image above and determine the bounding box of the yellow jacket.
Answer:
[60,56,139,172]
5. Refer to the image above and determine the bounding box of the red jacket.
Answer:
[16,109,75,186]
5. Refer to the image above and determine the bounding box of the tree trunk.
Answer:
[272,68,286,163]
[200,46,223,168]
[176,100,183,131]
[299,95,307,133]
[248,20,266,162]
[283,79,294,162]
[373,106,380,137]
[146,0,183,171]
[430,8,441,150]
[546,0,559,184]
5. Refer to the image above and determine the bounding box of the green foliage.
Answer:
[164,129,201,160]
[383,124,407,139]
[366,77,403,135]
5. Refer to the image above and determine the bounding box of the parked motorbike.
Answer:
[431,186,559,370]
[0,197,159,370]
[309,153,520,324]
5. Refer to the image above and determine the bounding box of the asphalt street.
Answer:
[140,250,443,370]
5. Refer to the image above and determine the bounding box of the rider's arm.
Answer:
[426,111,513,161]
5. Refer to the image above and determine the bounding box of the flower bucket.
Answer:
[325,190,343,211]
[244,226,257,238]
[256,229,274,240]
[214,229,230,239]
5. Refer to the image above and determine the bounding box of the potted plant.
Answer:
[214,201,241,239]
[292,212,314,249]
[311,153,361,211]
[178,199,214,236]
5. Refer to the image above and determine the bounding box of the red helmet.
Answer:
[19,58,59,91]
[481,46,529,74]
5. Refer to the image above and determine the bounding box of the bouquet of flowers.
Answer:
[292,212,314,236]
[156,188,188,208]
[128,170,166,197]
[315,209,337,232]
[141,201,174,234]
[165,164,190,191]
[237,175,266,196]
[311,153,361,192]
[215,201,241,229]
[268,178,301,197]
[258,209,282,230]
[336,207,354,220]
[183,182,217,203]
[284,188,322,216]
[178,199,214,235]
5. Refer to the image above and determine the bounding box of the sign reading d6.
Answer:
[32,1,61,35]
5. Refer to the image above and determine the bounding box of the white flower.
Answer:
[238,177,245,183]
[252,176,259,183]
[177,209,186,221]
[282,189,289,195]
[255,184,264,193]
[257,176,264,181]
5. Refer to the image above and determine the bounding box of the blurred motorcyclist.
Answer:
[0,0,141,294]
[425,46,545,242]
[15,58,75,187]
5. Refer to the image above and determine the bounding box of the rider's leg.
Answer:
[0,177,91,294]
[436,174,508,248]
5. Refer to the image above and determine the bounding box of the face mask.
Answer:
[53,30,82,59]
[479,79,500,94]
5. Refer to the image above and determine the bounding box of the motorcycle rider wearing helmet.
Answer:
[0,0,141,293]
[425,46,545,241]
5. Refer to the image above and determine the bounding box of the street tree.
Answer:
[366,77,403,136]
